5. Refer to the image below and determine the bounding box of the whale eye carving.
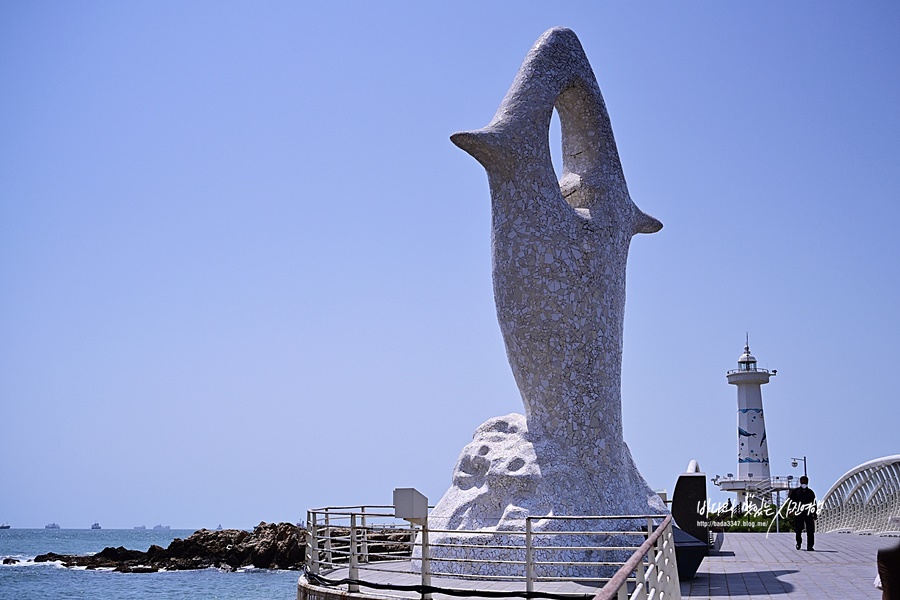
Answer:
[507,457,526,472]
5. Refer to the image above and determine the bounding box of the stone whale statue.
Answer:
[451,25,661,465]
[424,27,665,578]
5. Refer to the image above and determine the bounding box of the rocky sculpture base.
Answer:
[418,414,665,578]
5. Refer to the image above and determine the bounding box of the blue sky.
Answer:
[1,1,897,529]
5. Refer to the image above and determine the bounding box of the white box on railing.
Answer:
[393,488,428,523]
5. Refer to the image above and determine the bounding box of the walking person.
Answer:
[788,475,817,550]
[877,541,900,600]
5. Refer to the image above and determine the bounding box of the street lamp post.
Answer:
[791,456,808,477]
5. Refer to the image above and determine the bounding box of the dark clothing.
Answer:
[788,486,817,550]
[793,514,815,550]
[878,541,900,600]
[787,486,817,514]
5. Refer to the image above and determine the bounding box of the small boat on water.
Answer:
[45,523,60,529]
[134,525,146,530]
[215,524,223,531]
[152,524,170,530]
[0,523,10,529]
[91,522,101,529]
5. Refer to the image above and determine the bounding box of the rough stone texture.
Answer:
[425,27,665,577]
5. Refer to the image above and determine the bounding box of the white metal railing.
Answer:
[305,505,416,577]
[715,474,798,490]
[819,458,900,535]
[304,505,680,599]
[593,514,681,600]
[726,366,771,374]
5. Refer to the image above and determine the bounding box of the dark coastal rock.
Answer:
[30,521,412,573]
[2,557,19,565]
[244,521,304,569]
[95,546,148,562]
[34,522,308,572]
[34,552,70,564]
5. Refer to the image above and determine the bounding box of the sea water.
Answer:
[0,528,298,600]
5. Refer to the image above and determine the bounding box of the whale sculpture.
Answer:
[424,27,665,578]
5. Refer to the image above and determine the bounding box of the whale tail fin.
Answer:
[451,129,509,171]
[634,209,663,234]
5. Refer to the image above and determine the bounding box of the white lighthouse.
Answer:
[715,339,777,506]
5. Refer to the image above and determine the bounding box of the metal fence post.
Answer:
[775,490,781,533]
[666,521,683,600]
[635,559,648,600]
[349,513,360,592]
[526,517,534,594]
[324,512,333,568]
[308,511,319,575]
[361,506,369,563]
[420,518,432,600]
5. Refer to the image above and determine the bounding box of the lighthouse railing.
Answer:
[726,366,771,374]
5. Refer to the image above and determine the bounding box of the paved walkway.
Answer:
[304,533,897,599]
[305,560,602,599]
[684,532,894,599]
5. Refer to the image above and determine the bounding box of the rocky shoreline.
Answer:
[32,522,305,573]
[13,521,414,573]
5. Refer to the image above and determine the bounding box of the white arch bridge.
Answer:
[819,454,900,535]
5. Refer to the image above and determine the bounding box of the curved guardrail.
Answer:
[819,455,900,535]
[593,514,680,600]
[726,367,771,375]
[303,506,680,599]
